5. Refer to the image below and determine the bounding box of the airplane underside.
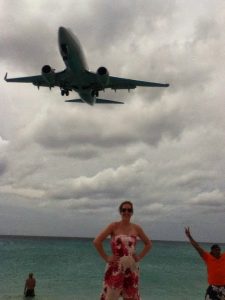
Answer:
[65,88,124,105]
[4,26,169,106]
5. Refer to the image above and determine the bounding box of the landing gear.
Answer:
[61,89,69,96]
[91,90,99,97]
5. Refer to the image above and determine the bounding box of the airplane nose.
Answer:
[59,26,66,36]
[58,27,68,43]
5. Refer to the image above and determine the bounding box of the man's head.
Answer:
[210,244,221,258]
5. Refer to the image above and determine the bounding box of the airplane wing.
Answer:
[108,76,169,89]
[4,73,54,86]
[5,69,169,100]
[65,98,124,104]
[85,71,169,91]
[4,70,71,88]
[4,72,46,84]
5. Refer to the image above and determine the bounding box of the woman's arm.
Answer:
[93,223,115,262]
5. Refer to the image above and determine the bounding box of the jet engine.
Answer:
[42,65,56,86]
[96,66,109,87]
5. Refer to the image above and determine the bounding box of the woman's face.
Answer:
[120,203,133,220]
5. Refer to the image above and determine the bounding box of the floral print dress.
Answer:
[100,234,140,300]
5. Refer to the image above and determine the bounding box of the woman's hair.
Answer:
[119,200,133,212]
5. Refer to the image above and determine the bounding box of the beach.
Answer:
[0,236,215,299]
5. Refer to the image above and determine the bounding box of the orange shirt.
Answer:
[202,251,225,285]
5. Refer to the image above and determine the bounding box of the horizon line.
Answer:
[0,234,219,244]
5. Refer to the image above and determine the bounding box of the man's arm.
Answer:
[185,227,205,257]
[24,280,27,295]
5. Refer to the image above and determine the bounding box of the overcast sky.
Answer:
[1,0,225,242]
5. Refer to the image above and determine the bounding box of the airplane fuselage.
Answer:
[58,27,96,105]
[58,27,88,74]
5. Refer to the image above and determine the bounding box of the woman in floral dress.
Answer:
[93,201,152,300]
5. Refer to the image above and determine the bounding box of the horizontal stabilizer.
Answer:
[95,98,124,104]
[65,98,124,104]
[65,99,84,103]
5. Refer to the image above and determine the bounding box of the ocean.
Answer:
[0,236,214,299]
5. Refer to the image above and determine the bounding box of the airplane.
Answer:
[4,26,169,106]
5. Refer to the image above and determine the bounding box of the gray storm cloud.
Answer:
[46,159,147,201]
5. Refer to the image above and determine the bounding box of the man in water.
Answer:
[185,227,225,300]
[24,273,36,297]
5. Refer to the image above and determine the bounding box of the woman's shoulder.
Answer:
[111,221,121,229]
[131,222,141,229]
[108,221,122,235]
[107,221,120,231]
[131,223,144,234]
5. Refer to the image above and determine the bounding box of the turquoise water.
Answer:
[0,236,213,299]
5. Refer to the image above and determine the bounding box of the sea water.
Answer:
[0,236,216,299]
